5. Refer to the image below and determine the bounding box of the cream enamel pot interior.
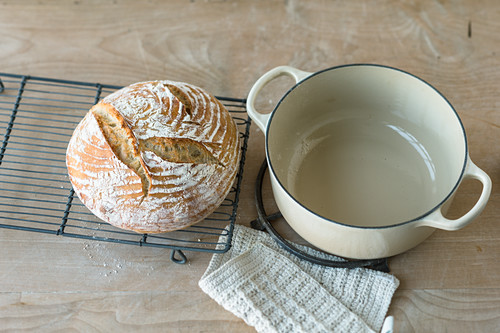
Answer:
[247,64,492,259]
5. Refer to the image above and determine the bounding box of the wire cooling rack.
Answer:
[0,73,251,264]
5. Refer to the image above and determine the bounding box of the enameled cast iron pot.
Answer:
[247,64,491,259]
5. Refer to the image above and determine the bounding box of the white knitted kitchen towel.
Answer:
[199,225,399,333]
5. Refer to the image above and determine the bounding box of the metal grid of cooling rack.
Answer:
[0,73,251,264]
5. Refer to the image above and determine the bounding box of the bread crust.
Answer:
[66,81,240,233]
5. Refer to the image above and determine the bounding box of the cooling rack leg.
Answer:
[170,249,187,264]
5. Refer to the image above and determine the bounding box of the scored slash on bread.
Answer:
[92,102,224,201]
[66,80,240,233]
[139,137,224,166]
[92,103,152,200]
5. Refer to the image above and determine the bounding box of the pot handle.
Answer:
[416,157,491,231]
[247,66,312,132]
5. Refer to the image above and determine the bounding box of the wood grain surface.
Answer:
[1,0,499,332]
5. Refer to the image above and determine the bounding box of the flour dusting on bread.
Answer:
[66,80,240,233]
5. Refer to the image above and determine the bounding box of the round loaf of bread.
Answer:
[66,80,240,233]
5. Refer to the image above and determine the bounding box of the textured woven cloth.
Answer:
[199,225,399,333]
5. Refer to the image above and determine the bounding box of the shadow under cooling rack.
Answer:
[0,73,251,264]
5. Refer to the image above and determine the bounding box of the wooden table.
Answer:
[1,1,499,331]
